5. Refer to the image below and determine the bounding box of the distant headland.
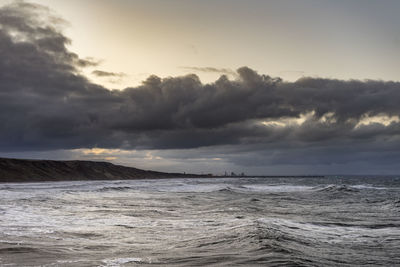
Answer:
[0,158,212,183]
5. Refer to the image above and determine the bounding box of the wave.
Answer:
[351,184,388,190]
[122,182,387,194]
[217,187,238,193]
[239,184,313,193]
[101,257,148,266]
[310,221,400,229]
[164,184,315,194]
[251,217,400,266]
[0,246,40,254]
[170,216,400,266]
[95,186,134,192]
[313,184,360,193]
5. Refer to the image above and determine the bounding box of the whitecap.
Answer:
[102,257,145,266]
[240,184,313,193]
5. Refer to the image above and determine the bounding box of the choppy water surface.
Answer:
[0,176,400,266]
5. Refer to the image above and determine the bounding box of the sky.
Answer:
[0,0,400,175]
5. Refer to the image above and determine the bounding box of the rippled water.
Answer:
[0,176,399,266]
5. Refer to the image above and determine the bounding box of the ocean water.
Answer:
[0,176,399,266]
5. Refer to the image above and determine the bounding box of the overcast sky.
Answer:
[1,0,400,175]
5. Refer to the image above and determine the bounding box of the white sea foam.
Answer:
[241,184,313,192]
[258,217,400,243]
[102,257,145,266]
[350,184,387,190]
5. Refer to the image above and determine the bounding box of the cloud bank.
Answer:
[1,2,400,172]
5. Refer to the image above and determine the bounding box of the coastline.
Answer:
[0,157,211,183]
[0,157,324,183]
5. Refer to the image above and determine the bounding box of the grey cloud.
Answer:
[92,70,126,77]
[1,2,400,170]
[180,66,236,76]
[77,58,100,67]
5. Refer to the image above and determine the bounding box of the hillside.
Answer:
[0,158,210,183]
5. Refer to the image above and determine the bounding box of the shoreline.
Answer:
[2,158,396,184]
[0,175,326,184]
[0,157,324,183]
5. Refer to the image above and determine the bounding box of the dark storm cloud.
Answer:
[92,70,126,77]
[1,1,400,169]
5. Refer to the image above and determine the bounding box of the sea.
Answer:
[0,176,399,266]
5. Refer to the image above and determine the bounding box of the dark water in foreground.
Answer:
[0,176,399,266]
